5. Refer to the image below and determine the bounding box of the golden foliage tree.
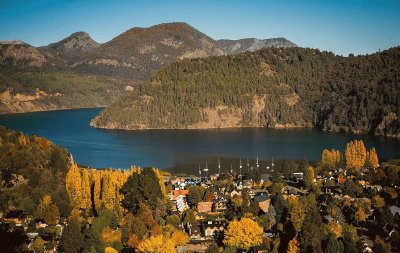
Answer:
[367,147,379,169]
[66,163,83,209]
[101,226,122,243]
[91,169,102,213]
[81,169,91,210]
[287,196,306,232]
[304,167,315,190]
[104,247,118,253]
[345,140,367,169]
[372,195,385,208]
[170,230,189,246]
[322,149,341,168]
[153,168,167,200]
[287,236,300,253]
[137,234,176,253]
[223,218,263,250]
[327,222,342,238]
[34,195,60,225]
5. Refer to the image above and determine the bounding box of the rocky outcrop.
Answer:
[218,38,297,54]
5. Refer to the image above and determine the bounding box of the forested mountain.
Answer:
[218,38,297,54]
[0,22,296,114]
[91,47,400,137]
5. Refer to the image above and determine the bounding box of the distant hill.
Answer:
[218,38,297,54]
[0,22,300,114]
[69,22,225,80]
[0,41,47,68]
[91,47,400,138]
[40,31,100,54]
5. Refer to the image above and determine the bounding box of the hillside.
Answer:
[0,67,124,114]
[218,37,297,54]
[0,126,72,215]
[91,47,400,137]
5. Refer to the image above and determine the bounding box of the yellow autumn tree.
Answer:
[367,147,379,169]
[153,169,167,200]
[81,169,91,210]
[170,230,189,246]
[101,226,122,243]
[372,195,385,208]
[327,222,342,238]
[287,196,305,232]
[104,247,118,253]
[345,140,367,169]
[287,236,300,253]
[322,149,341,168]
[66,163,83,209]
[91,169,102,213]
[34,195,60,225]
[137,234,175,253]
[223,218,263,250]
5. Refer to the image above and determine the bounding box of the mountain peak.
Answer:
[42,31,100,53]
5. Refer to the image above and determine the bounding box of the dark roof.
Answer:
[254,193,269,203]
[4,210,25,219]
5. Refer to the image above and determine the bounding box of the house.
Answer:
[197,202,213,213]
[282,185,307,196]
[389,205,400,217]
[293,172,304,180]
[254,193,271,213]
[176,196,189,213]
[213,201,227,213]
[201,218,227,238]
[185,222,202,239]
[171,189,189,201]
[229,190,241,198]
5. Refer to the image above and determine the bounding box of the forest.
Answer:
[92,47,400,137]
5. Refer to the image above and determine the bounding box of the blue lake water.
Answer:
[0,108,399,170]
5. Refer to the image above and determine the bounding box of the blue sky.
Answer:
[0,0,399,55]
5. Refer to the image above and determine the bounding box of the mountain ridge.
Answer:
[91,46,400,138]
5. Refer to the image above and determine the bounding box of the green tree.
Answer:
[59,218,83,253]
[187,186,205,208]
[299,208,324,253]
[373,236,391,253]
[325,234,344,253]
[120,167,164,214]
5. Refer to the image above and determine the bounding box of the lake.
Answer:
[1,108,399,170]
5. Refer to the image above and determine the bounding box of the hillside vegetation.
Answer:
[92,47,400,137]
[0,126,72,215]
[0,67,123,114]
[0,22,298,114]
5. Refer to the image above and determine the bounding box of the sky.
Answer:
[0,0,399,55]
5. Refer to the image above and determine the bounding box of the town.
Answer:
[0,133,399,253]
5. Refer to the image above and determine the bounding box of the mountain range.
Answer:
[0,22,297,114]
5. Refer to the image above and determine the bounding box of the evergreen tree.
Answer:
[59,218,83,253]
[299,207,324,253]
[325,234,344,253]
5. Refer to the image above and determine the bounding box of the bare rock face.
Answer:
[0,42,47,68]
[218,38,297,54]
[374,113,400,137]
